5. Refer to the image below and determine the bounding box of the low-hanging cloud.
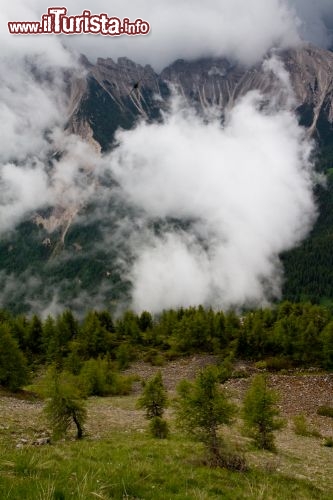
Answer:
[2,0,332,71]
[0,45,100,233]
[107,88,316,312]
[0,0,330,314]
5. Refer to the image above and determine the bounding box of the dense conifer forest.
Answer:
[2,301,333,393]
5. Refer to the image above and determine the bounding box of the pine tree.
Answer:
[42,315,56,362]
[26,314,44,361]
[320,321,333,368]
[242,374,283,451]
[137,371,169,438]
[0,324,28,391]
[44,369,87,440]
[138,311,153,332]
[80,311,110,358]
[175,366,236,466]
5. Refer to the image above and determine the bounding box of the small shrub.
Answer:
[105,371,134,396]
[293,414,321,438]
[149,416,169,439]
[231,369,249,379]
[151,354,165,366]
[143,349,165,366]
[218,449,248,471]
[164,350,181,361]
[79,358,108,396]
[317,406,333,418]
[79,358,133,396]
[217,358,233,383]
[255,360,267,370]
[293,414,310,436]
[199,440,247,470]
[115,343,136,370]
[264,357,292,372]
[323,437,333,447]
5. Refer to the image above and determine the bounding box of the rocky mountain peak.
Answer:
[67,45,333,150]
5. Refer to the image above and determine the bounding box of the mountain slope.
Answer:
[1,45,333,314]
[63,45,333,308]
[68,45,333,149]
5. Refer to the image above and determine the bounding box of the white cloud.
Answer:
[131,233,212,312]
[2,0,332,71]
[108,88,316,312]
[0,163,50,231]
[0,47,98,233]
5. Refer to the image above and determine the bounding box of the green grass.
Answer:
[0,429,330,500]
[2,364,333,500]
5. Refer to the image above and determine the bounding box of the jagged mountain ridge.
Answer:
[68,44,333,150]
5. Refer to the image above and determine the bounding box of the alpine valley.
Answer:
[2,43,333,314]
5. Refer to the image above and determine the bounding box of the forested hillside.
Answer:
[2,302,333,393]
[282,134,333,303]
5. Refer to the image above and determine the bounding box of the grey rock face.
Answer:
[67,44,333,149]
